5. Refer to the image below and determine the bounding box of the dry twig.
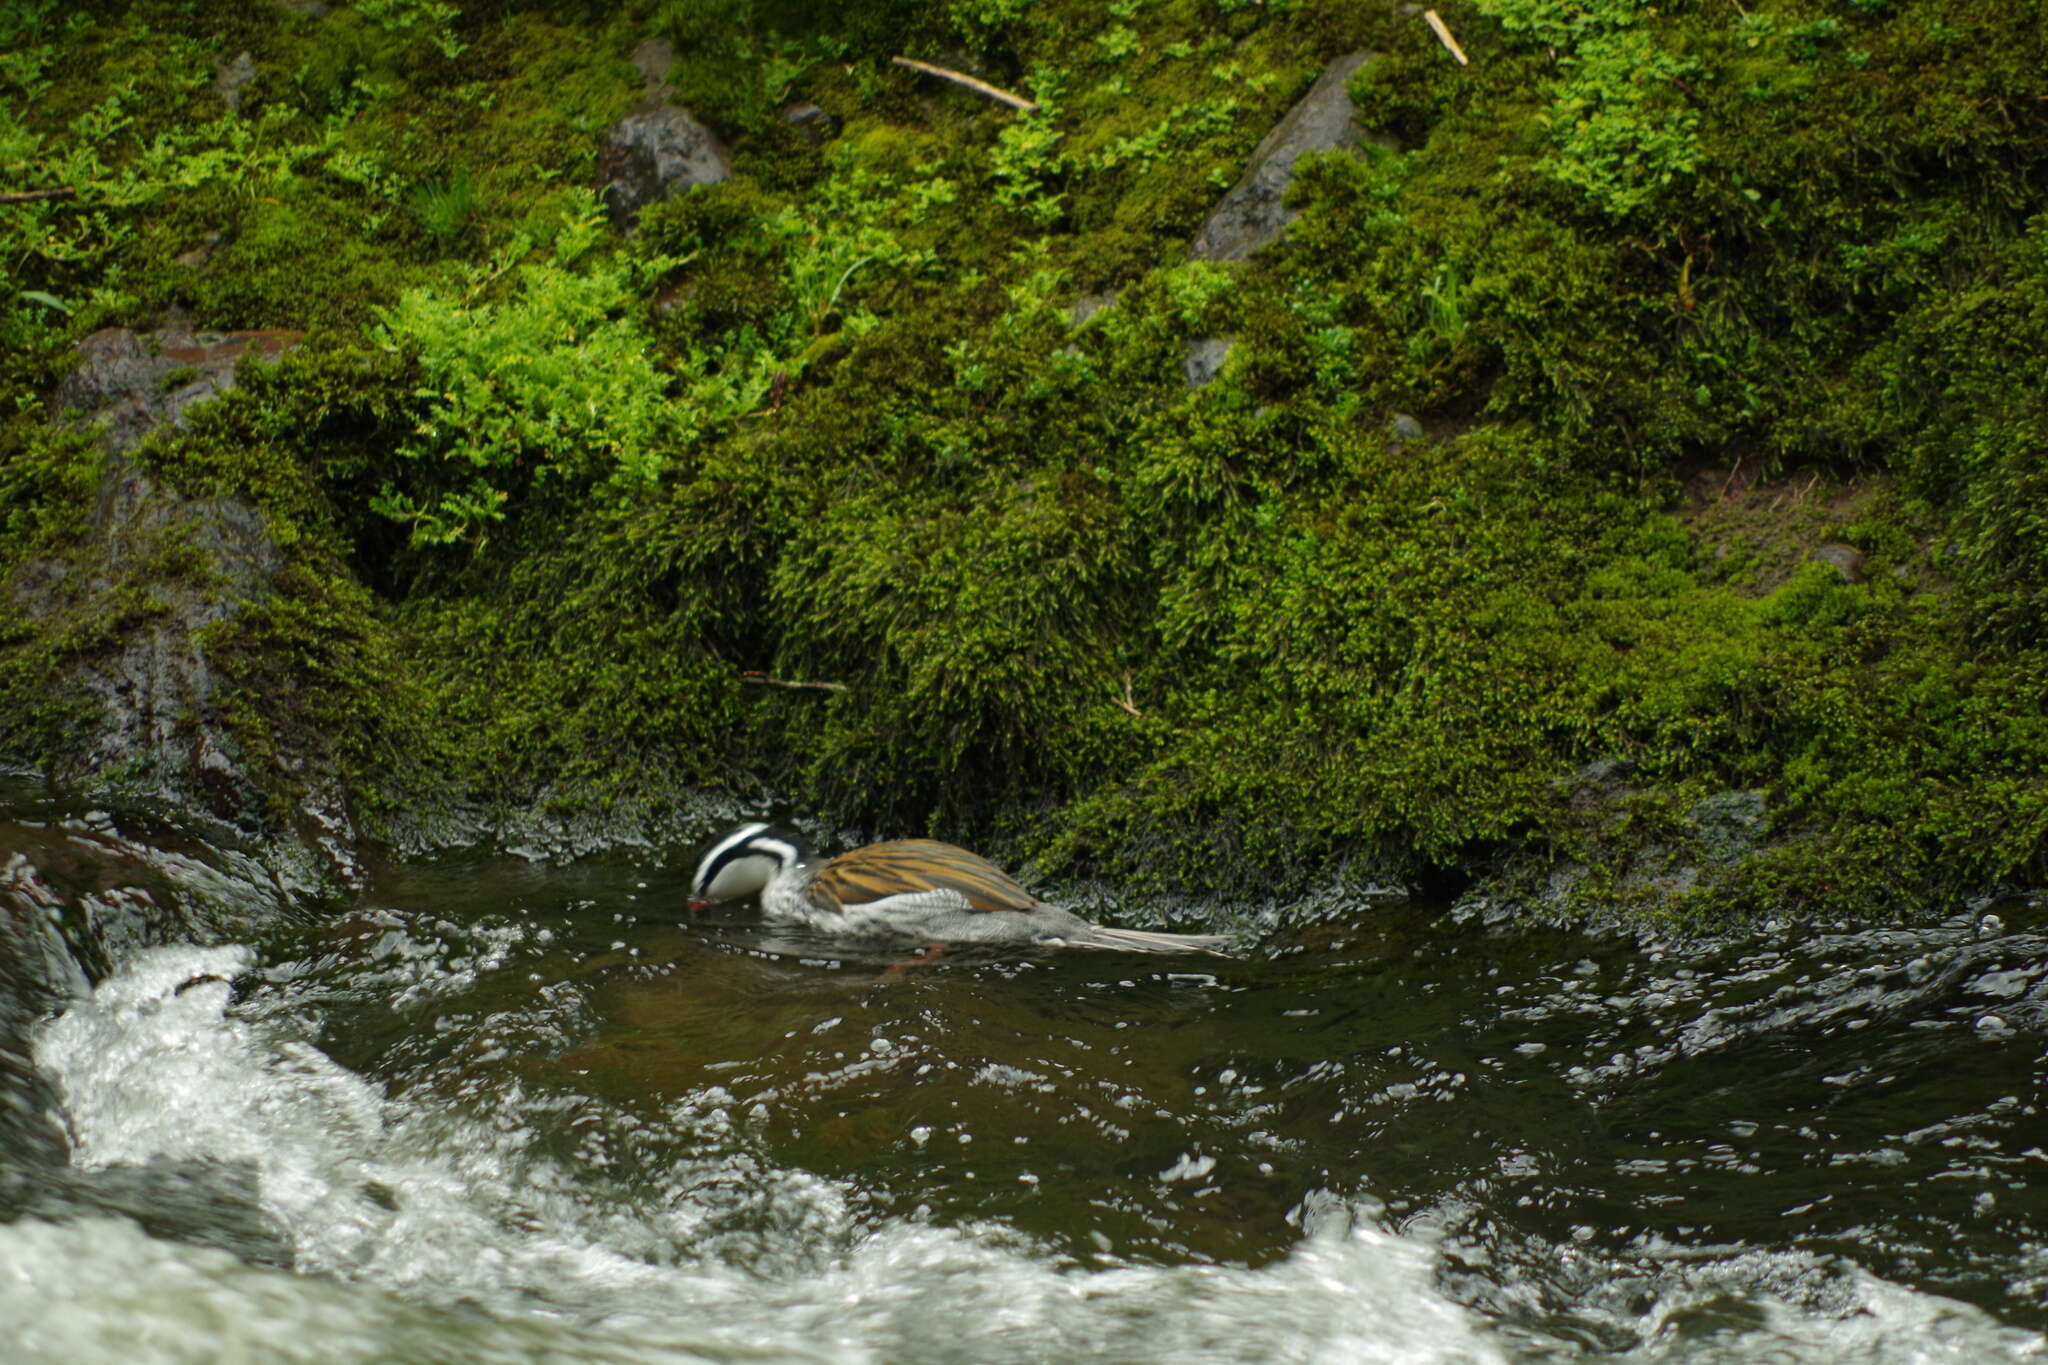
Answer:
[1720,457,1745,501]
[0,187,77,205]
[1422,10,1471,66]
[739,671,848,694]
[890,56,1038,112]
[1113,672,1144,720]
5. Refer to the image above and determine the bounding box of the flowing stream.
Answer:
[2,790,2045,1362]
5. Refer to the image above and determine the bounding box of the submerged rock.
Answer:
[1189,51,1384,262]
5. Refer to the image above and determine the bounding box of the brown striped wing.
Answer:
[808,839,1042,914]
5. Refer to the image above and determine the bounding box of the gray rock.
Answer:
[213,51,256,113]
[630,36,674,94]
[1069,291,1119,327]
[1555,756,1635,813]
[19,326,364,892]
[172,234,224,268]
[0,843,84,1192]
[600,101,732,229]
[8,469,363,892]
[1618,790,1769,901]
[782,101,839,146]
[1189,51,1385,262]
[1388,411,1425,446]
[1184,336,1235,388]
[52,325,302,455]
[1688,789,1768,865]
[1811,542,1866,583]
[16,463,275,816]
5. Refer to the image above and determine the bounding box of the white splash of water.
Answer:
[17,946,2048,1365]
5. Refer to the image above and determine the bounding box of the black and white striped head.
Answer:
[687,822,809,911]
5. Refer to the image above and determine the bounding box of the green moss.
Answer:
[4,0,2047,918]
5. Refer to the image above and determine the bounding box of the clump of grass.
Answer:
[408,169,479,253]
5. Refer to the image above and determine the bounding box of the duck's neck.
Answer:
[762,861,824,923]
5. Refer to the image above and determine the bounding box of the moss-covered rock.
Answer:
[3,0,2046,922]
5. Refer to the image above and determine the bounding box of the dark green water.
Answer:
[2,795,2045,1362]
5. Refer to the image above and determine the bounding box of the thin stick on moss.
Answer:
[739,671,848,694]
[1113,672,1144,720]
[1720,457,1745,500]
[1422,11,1470,66]
[0,187,78,204]
[890,57,1039,112]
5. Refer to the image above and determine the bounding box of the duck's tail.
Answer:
[1064,924,1237,957]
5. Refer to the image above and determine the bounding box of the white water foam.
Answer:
[14,946,2048,1365]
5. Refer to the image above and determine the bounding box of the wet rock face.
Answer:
[11,461,282,836]
[13,325,361,893]
[1517,765,1783,912]
[0,845,82,1187]
[34,327,301,807]
[601,38,732,229]
[1189,51,1384,262]
[51,325,301,455]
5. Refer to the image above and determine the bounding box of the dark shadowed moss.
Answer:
[3,0,2046,917]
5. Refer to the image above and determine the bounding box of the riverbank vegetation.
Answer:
[3,0,2045,917]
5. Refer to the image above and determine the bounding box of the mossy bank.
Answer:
[3,0,2045,918]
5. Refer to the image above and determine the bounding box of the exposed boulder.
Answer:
[0,796,293,1257]
[51,325,301,455]
[1810,542,1867,584]
[213,51,256,112]
[782,101,839,146]
[12,324,361,895]
[600,37,732,229]
[1068,291,1119,328]
[1184,337,1235,388]
[1188,51,1387,262]
[0,838,82,1194]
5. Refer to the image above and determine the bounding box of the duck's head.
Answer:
[687,822,810,911]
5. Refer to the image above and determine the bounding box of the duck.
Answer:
[686,822,1234,956]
